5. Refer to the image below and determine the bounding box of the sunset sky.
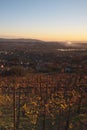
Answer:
[0,0,87,41]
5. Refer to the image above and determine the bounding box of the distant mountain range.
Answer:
[0,38,87,49]
[0,38,44,43]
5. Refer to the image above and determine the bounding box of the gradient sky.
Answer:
[0,0,87,41]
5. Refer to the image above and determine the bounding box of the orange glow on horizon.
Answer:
[0,32,87,42]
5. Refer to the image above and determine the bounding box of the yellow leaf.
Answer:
[23,103,27,110]
[69,123,73,129]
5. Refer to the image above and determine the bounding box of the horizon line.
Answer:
[0,37,87,43]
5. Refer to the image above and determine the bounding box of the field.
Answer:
[0,73,87,130]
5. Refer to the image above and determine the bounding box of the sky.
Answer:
[0,0,87,41]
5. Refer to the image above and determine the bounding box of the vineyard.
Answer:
[0,73,87,130]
